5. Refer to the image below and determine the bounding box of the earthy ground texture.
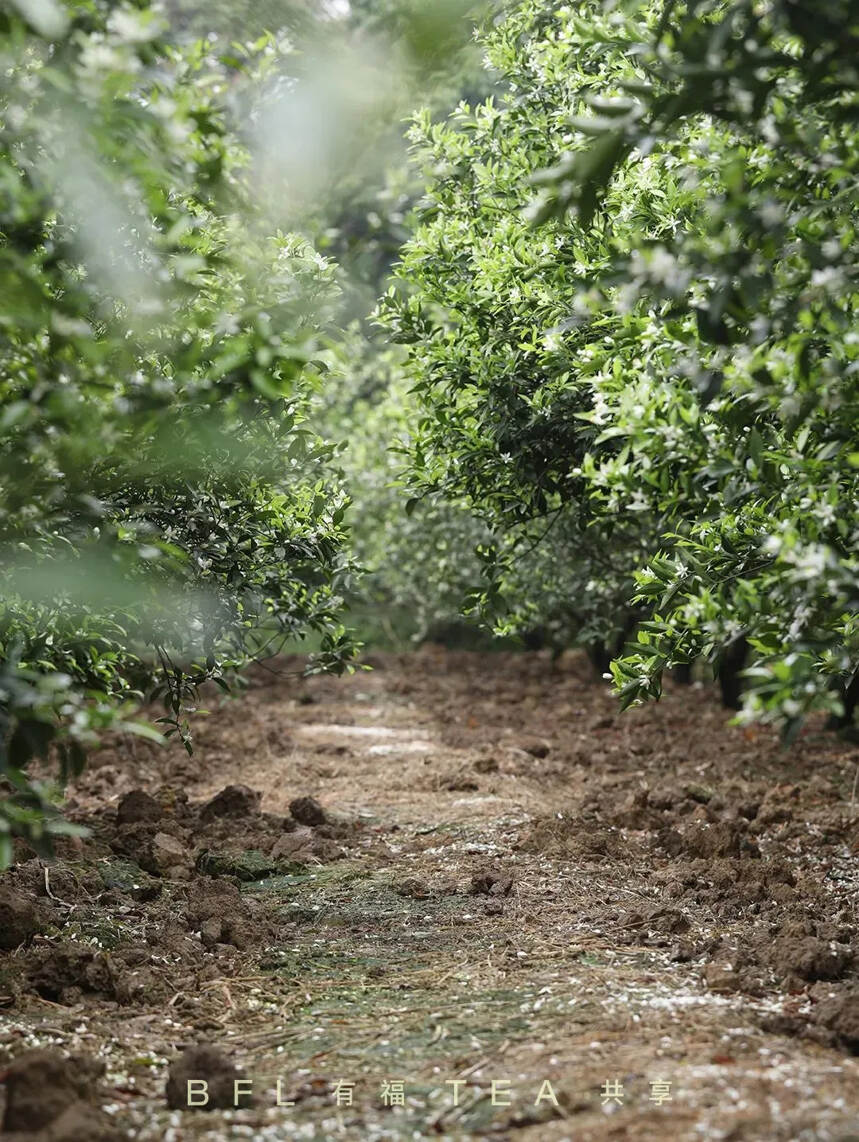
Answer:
[2,648,859,1141]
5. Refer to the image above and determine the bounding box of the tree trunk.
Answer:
[718,636,748,710]
[827,672,859,729]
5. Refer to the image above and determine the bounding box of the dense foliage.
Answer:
[529,0,859,735]
[380,1,668,657]
[384,0,859,735]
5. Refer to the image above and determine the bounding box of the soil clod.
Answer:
[140,831,191,879]
[289,796,326,826]
[165,1045,247,1111]
[116,789,162,825]
[0,887,46,950]
[200,784,261,821]
[0,1049,106,1133]
[519,739,550,758]
[768,934,853,983]
[470,869,514,896]
[814,991,859,1054]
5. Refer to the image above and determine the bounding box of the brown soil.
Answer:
[1,648,859,1140]
[0,1049,123,1140]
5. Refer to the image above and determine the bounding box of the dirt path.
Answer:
[2,649,859,1140]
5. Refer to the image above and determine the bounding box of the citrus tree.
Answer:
[380,0,671,664]
[526,0,859,735]
[384,0,859,735]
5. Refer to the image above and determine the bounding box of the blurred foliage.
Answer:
[317,327,492,645]
[310,1,499,318]
[0,0,361,859]
[308,0,505,644]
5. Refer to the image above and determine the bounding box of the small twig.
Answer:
[199,976,268,988]
[33,996,70,1010]
[43,865,57,900]
[41,865,75,909]
[456,1055,491,1080]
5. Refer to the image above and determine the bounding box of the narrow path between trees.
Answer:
[2,650,859,1140]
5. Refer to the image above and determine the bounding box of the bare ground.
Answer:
[2,648,859,1140]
